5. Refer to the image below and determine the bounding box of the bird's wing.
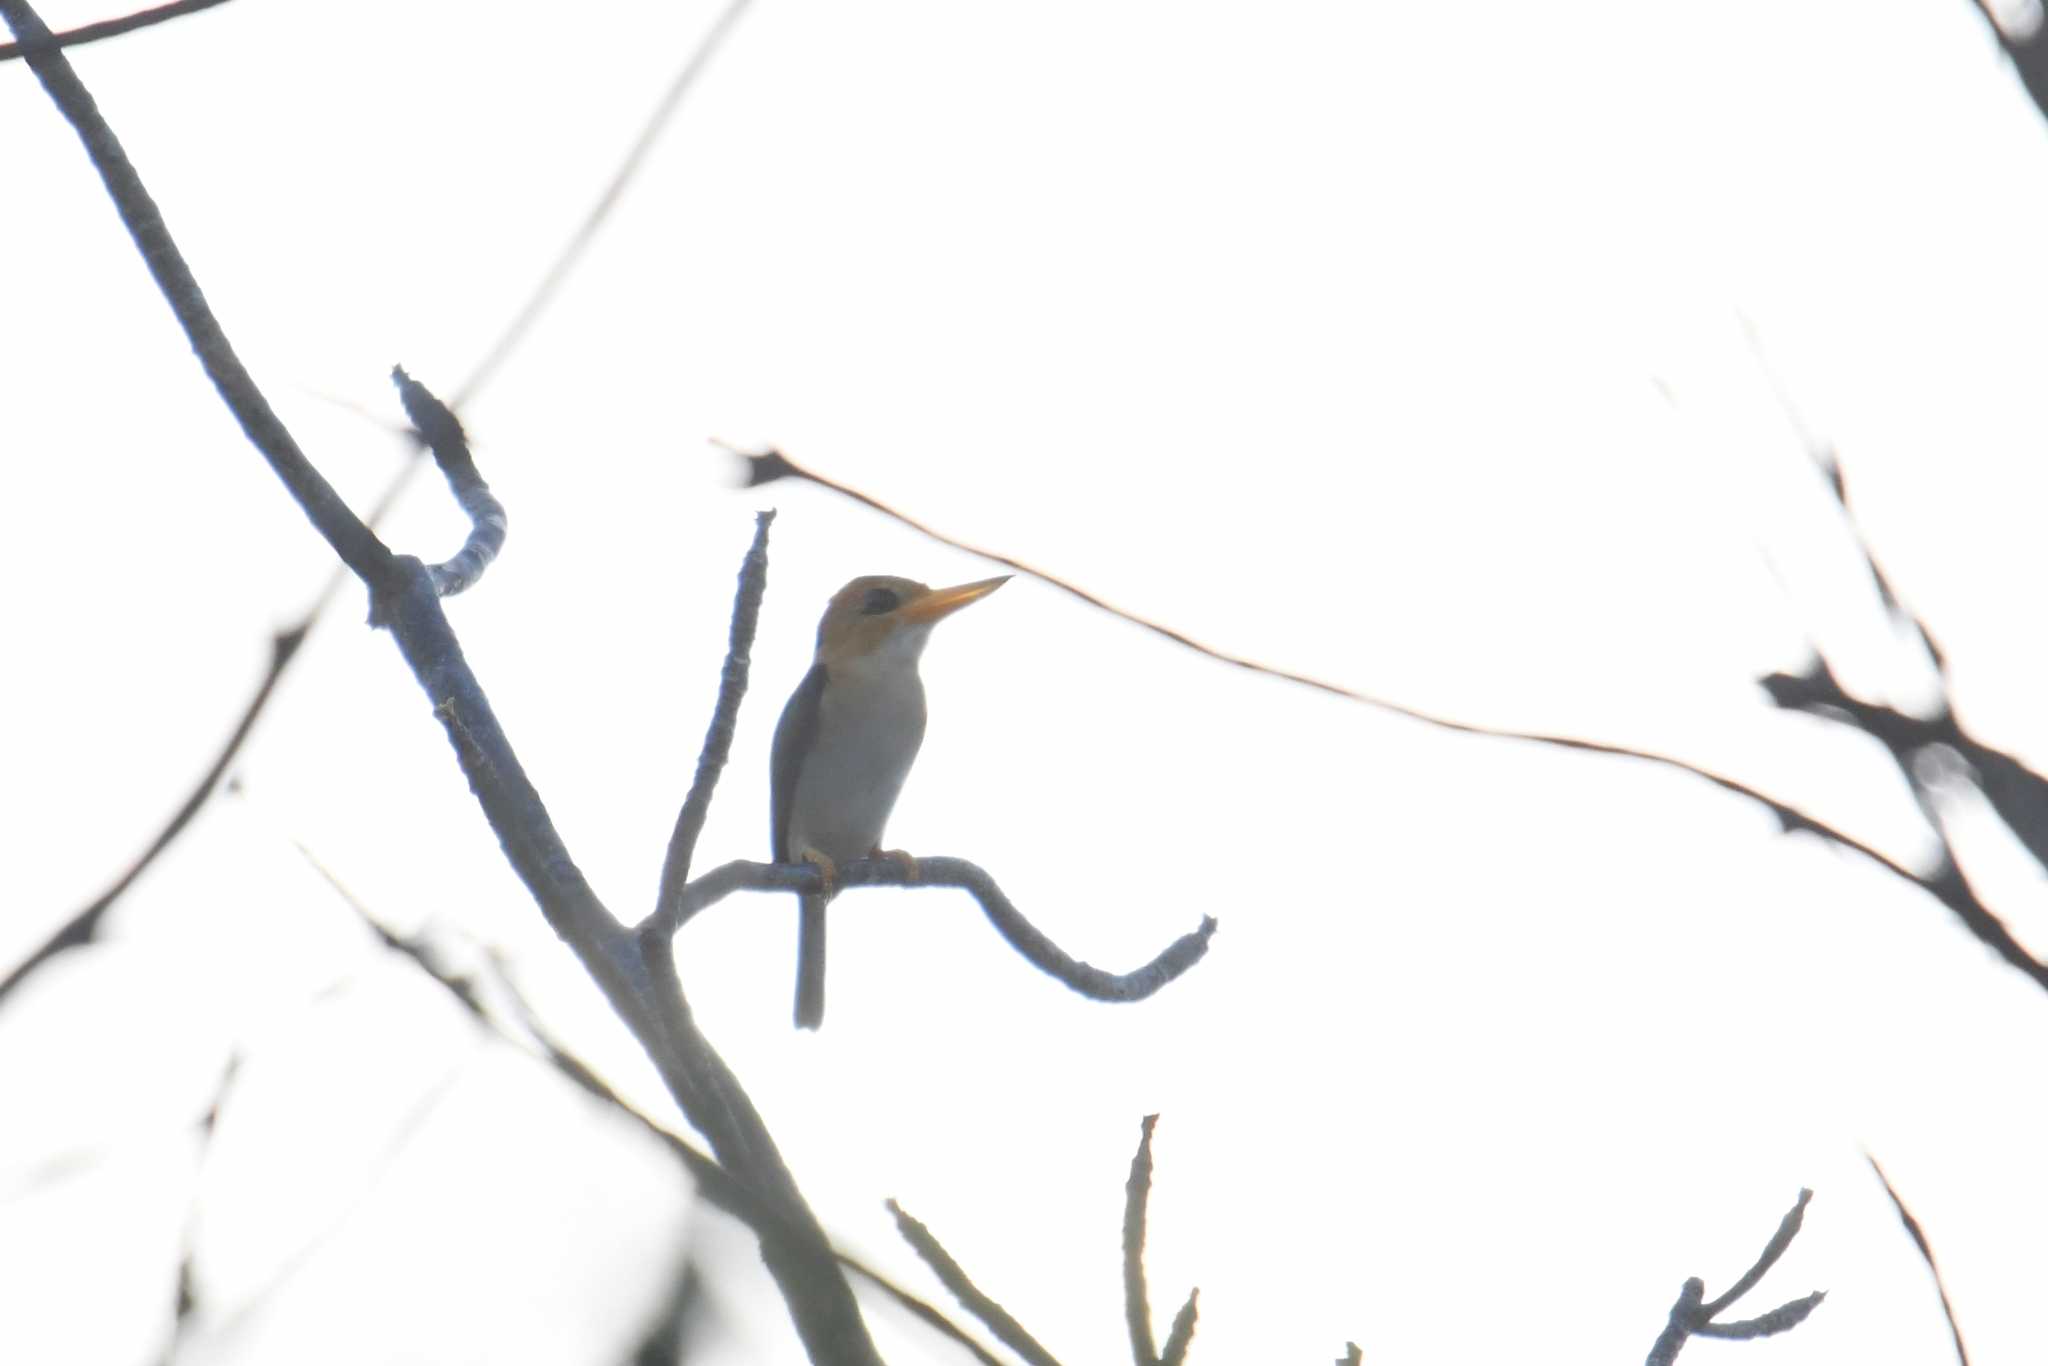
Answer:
[769,661,829,863]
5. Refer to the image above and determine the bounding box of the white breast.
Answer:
[788,638,931,864]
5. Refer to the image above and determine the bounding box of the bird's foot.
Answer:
[871,848,920,883]
[800,850,839,899]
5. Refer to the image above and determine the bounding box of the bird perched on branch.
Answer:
[772,573,1010,1028]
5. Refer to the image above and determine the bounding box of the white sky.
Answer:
[8,1,2048,1363]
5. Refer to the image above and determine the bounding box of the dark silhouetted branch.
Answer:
[642,857,1214,1006]
[1644,1189,1823,1366]
[623,1249,707,1366]
[471,935,1008,1366]
[887,1200,1060,1366]
[1117,1116,1199,1366]
[0,623,303,1007]
[1740,394,2048,991]
[656,511,774,916]
[733,440,1390,709]
[1867,1155,1969,1366]
[392,367,505,599]
[0,0,229,62]
[1123,1115,1161,1366]
[1698,1188,1811,1318]
[305,683,988,1365]
[1965,0,2048,129]
[453,0,754,408]
[2,13,874,1358]
[728,447,1734,762]
[1645,1280,1707,1366]
[0,1,385,574]
[1691,1294,1829,1341]
[5,0,752,1008]
[159,1050,240,1365]
[1158,1289,1198,1366]
[1762,661,2048,993]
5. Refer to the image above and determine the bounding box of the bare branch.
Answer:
[305,840,1003,1365]
[1644,1189,1824,1366]
[736,440,2048,1008]
[0,0,230,62]
[1962,0,2048,131]
[4,0,751,1000]
[0,624,302,1008]
[2,12,875,1356]
[1700,1188,1811,1317]
[1645,1278,1706,1366]
[1158,1289,1198,1366]
[620,1249,706,1366]
[642,857,1215,1007]
[1734,333,2048,990]
[656,511,774,916]
[156,1050,240,1366]
[1123,1114,1160,1366]
[391,368,505,599]
[1692,1291,1825,1339]
[1867,1155,1969,1366]
[887,1199,1063,1366]
[453,0,754,407]
[0,0,385,574]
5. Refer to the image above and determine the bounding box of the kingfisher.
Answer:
[771,573,1010,1028]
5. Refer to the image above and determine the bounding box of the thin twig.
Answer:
[1158,1289,1198,1366]
[1123,1114,1160,1366]
[0,0,229,61]
[887,1200,1063,1366]
[656,510,774,917]
[1739,330,2048,988]
[1700,1188,1811,1317]
[1693,1292,1828,1340]
[392,368,506,600]
[737,441,2048,996]
[0,623,303,1007]
[156,1050,240,1366]
[1867,1155,1969,1366]
[453,0,755,407]
[642,857,1214,1006]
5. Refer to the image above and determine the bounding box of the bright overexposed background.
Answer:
[8,1,2048,1362]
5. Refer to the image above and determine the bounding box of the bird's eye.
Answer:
[859,587,900,615]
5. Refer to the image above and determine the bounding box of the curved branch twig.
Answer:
[643,857,1215,1007]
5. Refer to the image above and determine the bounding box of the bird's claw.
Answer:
[871,848,920,883]
[800,850,839,899]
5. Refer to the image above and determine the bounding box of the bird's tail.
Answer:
[794,893,827,1029]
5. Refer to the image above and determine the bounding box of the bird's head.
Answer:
[814,574,1010,670]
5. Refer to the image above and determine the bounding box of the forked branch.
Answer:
[1644,1188,1824,1365]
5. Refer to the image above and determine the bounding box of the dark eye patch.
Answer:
[860,587,901,615]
